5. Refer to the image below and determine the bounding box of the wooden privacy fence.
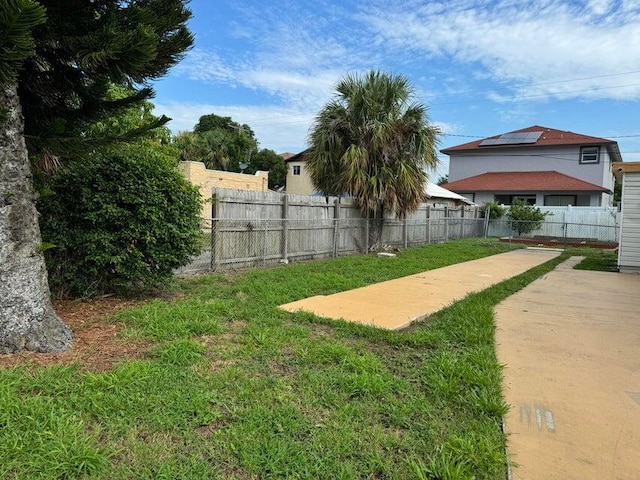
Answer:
[188,188,485,272]
[177,190,622,273]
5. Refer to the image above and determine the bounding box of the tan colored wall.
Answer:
[178,161,268,218]
[285,161,316,196]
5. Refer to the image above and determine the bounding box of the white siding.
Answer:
[618,172,640,273]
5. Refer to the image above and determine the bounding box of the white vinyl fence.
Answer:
[488,206,620,243]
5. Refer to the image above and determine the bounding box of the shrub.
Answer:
[480,200,506,220]
[39,144,202,297]
[506,199,548,236]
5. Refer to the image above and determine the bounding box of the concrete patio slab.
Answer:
[495,257,640,480]
[280,248,560,330]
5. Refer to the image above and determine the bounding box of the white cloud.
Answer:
[158,0,640,158]
[359,0,640,101]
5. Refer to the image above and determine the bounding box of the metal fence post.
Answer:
[509,219,512,245]
[484,205,490,238]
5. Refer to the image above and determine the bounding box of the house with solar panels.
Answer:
[441,126,622,207]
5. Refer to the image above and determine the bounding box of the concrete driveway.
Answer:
[281,248,560,330]
[495,257,640,479]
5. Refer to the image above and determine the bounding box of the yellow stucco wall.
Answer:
[178,161,268,218]
[285,160,316,196]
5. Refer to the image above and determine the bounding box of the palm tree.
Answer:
[307,70,440,218]
[1,0,193,353]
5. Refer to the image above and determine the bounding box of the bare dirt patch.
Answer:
[0,297,151,371]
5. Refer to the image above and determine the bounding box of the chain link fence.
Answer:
[488,219,618,247]
[179,216,487,273]
[177,209,619,274]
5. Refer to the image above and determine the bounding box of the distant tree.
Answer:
[194,114,255,139]
[247,149,287,189]
[507,199,548,236]
[179,113,258,172]
[174,130,239,171]
[0,0,193,353]
[437,174,449,185]
[307,70,440,218]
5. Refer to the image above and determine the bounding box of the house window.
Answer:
[494,194,536,205]
[544,195,577,206]
[580,146,600,164]
[292,165,301,175]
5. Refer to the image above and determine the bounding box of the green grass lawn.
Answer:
[1,239,576,479]
[571,248,618,272]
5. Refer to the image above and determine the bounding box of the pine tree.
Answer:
[0,0,193,353]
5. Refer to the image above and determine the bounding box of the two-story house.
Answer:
[442,125,622,206]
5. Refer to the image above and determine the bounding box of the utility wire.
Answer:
[246,75,640,127]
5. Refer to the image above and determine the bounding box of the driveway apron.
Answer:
[280,248,560,330]
[495,257,640,479]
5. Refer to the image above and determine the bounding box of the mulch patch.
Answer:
[0,297,151,372]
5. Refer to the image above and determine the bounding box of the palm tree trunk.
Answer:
[0,82,72,353]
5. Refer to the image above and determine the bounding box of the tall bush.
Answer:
[481,200,506,219]
[39,145,202,297]
[506,199,548,236]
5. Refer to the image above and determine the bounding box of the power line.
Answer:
[425,70,640,102]
[239,72,640,127]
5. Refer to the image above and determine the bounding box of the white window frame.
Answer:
[580,146,600,164]
[292,165,301,175]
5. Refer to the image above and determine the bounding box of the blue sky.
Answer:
[152,0,640,179]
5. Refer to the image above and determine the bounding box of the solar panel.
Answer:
[479,131,542,146]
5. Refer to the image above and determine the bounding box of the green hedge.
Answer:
[39,145,202,297]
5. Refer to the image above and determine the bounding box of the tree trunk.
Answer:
[0,83,72,353]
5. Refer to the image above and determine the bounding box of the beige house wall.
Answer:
[285,160,316,196]
[178,161,268,218]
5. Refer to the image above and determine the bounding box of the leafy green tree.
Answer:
[175,114,287,187]
[19,0,192,159]
[507,199,548,236]
[178,113,258,172]
[481,200,506,220]
[437,174,449,185]
[307,70,440,218]
[0,0,193,353]
[247,149,287,189]
[194,114,255,138]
